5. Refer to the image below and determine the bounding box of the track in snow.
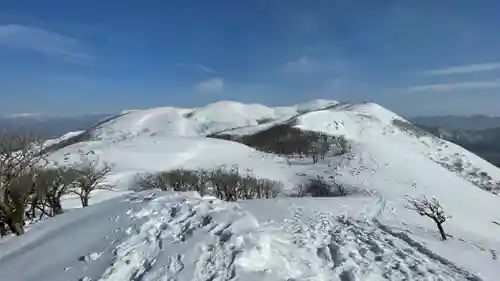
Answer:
[96,194,480,281]
[282,208,480,281]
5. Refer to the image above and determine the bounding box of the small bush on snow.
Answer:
[69,151,115,208]
[135,166,282,201]
[206,166,282,201]
[135,173,167,190]
[136,169,207,195]
[297,176,348,197]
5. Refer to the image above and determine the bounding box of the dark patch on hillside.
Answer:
[209,122,348,157]
[413,123,500,168]
[410,115,500,130]
[392,119,431,138]
[40,113,128,154]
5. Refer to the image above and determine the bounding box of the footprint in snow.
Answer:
[78,252,103,262]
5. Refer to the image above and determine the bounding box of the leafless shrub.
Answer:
[405,195,450,240]
[32,167,77,217]
[257,178,282,198]
[135,169,208,195]
[70,151,114,207]
[236,171,282,199]
[206,166,243,201]
[299,178,332,197]
[297,176,348,197]
[0,133,46,235]
[163,169,201,192]
[135,173,167,190]
[207,166,282,200]
[334,182,348,196]
[136,166,282,201]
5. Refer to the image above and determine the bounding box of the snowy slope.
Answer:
[0,191,494,281]
[48,136,297,191]
[90,100,338,140]
[43,130,85,147]
[1,99,500,280]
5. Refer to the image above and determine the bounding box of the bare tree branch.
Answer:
[405,195,450,240]
[0,132,47,235]
[70,150,114,207]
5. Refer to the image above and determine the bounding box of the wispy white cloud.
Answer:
[423,62,500,76]
[282,51,346,75]
[0,24,92,62]
[405,80,500,92]
[176,63,215,74]
[283,56,316,73]
[195,77,224,94]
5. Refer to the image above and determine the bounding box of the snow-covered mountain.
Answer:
[89,99,338,139]
[1,99,500,281]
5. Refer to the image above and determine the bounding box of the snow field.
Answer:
[97,192,482,281]
[1,99,500,280]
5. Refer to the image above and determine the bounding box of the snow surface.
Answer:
[43,130,85,147]
[1,99,500,280]
[49,136,297,191]
[0,191,494,281]
[89,99,338,140]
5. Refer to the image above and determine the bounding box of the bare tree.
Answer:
[0,133,46,235]
[135,172,168,191]
[201,166,281,201]
[34,167,77,216]
[405,196,450,240]
[135,169,208,195]
[71,151,114,207]
[207,165,241,201]
[299,176,333,197]
[0,220,6,237]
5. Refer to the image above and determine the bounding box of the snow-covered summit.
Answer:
[2,99,500,280]
[52,98,500,198]
[90,99,339,140]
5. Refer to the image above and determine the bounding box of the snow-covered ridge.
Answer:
[89,99,339,140]
[215,101,500,193]
[49,99,500,196]
[3,98,500,280]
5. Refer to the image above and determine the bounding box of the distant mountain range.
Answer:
[411,124,500,167]
[0,114,111,139]
[408,116,500,167]
[409,115,500,130]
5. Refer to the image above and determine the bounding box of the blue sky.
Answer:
[1,0,500,116]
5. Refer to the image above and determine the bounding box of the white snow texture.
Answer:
[1,99,499,281]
